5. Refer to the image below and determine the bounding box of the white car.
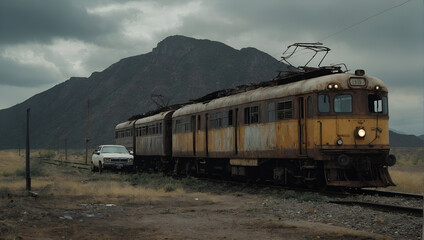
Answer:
[91,145,134,172]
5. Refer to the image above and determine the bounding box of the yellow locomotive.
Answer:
[115,44,396,188]
[171,67,395,187]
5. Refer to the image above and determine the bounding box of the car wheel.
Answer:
[91,161,97,172]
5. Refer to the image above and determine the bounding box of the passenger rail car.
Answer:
[116,68,396,188]
[115,111,174,171]
[115,120,135,151]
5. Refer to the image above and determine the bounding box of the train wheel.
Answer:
[185,160,194,177]
[173,159,179,176]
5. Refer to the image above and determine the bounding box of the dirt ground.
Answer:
[1,185,390,240]
[0,151,410,239]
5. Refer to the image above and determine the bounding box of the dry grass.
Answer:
[0,150,25,175]
[1,149,422,198]
[384,148,424,194]
[0,150,215,205]
[387,169,424,194]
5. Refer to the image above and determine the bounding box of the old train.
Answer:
[114,66,396,188]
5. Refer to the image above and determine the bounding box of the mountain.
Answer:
[419,134,424,141]
[0,35,289,149]
[389,131,424,148]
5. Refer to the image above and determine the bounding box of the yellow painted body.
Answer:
[172,115,390,160]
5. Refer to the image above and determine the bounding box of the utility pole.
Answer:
[85,100,90,164]
[26,108,31,191]
[65,138,68,162]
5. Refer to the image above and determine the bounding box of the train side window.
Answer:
[222,112,228,127]
[268,102,275,122]
[244,106,259,124]
[307,96,313,117]
[368,94,388,114]
[228,110,233,126]
[209,113,216,129]
[244,108,250,124]
[252,106,259,123]
[382,96,388,114]
[334,94,352,113]
[217,112,223,127]
[277,101,293,120]
[174,117,191,133]
[197,115,201,130]
[318,94,330,113]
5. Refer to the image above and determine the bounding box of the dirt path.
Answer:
[1,192,389,240]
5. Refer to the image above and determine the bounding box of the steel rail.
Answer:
[329,200,423,217]
[351,188,423,200]
[40,158,90,170]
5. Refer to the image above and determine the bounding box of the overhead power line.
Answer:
[319,0,413,41]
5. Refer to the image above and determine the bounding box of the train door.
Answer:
[298,97,307,156]
[191,115,196,156]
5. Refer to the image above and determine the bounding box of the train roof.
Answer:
[173,72,386,118]
[135,110,174,125]
[115,120,135,130]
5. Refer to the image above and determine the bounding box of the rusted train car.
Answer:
[115,67,396,188]
[115,120,135,151]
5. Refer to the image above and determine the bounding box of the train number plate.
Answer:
[349,77,366,86]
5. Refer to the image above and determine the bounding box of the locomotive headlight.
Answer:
[375,85,380,91]
[356,127,366,138]
[328,83,340,90]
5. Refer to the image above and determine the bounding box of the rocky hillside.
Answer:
[389,131,424,148]
[0,35,289,149]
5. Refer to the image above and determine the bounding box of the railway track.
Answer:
[353,188,423,200]
[194,176,424,217]
[39,160,423,217]
[38,158,90,170]
[329,200,423,217]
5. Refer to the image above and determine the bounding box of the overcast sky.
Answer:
[0,0,423,135]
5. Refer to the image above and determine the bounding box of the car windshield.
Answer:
[101,146,128,154]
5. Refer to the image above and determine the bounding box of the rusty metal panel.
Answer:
[315,117,389,147]
[195,130,206,156]
[234,120,299,159]
[115,137,133,150]
[136,135,164,156]
[207,128,234,154]
[133,110,174,156]
[115,120,134,150]
[241,124,275,152]
[172,132,193,157]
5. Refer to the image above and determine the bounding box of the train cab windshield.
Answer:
[334,94,352,113]
[368,94,388,114]
[318,93,388,115]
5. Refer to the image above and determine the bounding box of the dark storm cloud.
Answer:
[0,0,117,44]
[0,56,58,87]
